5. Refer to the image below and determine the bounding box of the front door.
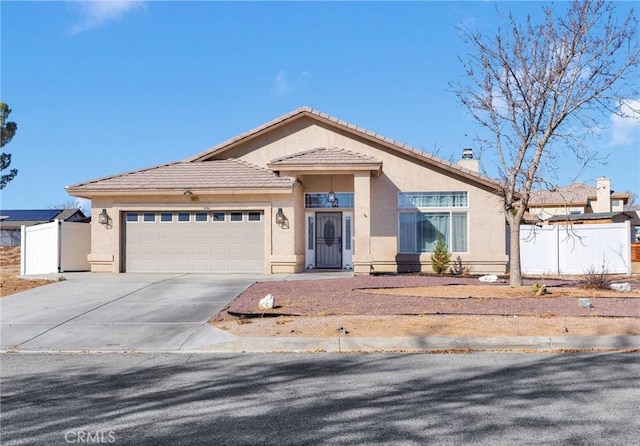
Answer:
[316,212,342,269]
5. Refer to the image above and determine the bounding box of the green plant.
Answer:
[431,234,451,275]
[531,283,548,296]
[57,276,66,282]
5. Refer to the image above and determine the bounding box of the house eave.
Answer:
[266,163,382,176]
[66,187,294,198]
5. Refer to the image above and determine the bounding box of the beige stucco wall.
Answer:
[88,191,301,273]
[213,119,508,274]
[529,205,587,220]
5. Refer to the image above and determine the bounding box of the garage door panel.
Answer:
[125,211,264,273]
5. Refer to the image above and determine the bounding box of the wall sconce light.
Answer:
[98,208,109,225]
[183,190,193,196]
[275,208,285,225]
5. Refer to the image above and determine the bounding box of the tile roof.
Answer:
[529,183,596,205]
[66,159,294,192]
[529,183,628,205]
[546,211,634,222]
[269,147,381,165]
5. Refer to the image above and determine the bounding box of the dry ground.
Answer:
[212,275,640,338]
[0,247,55,297]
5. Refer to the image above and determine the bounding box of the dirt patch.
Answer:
[0,247,55,297]
[211,275,640,338]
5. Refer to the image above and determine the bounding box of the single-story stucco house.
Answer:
[66,107,508,275]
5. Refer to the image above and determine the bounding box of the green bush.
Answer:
[431,234,451,275]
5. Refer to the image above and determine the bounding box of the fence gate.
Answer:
[21,220,90,275]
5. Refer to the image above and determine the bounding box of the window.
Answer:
[230,212,243,222]
[305,193,354,208]
[248,212,261,222]
[212,212,225,222]
[126,212,139,222]
[195,212,208,222]
[345,216,352,250]
[177,212,190,222]
[399,211,468,253]
[143,212,156,222]
[160,213,173,222]
[398,191,468,253]
[570,210,582,215]
[308,217,314,250]
[399,192,468,208]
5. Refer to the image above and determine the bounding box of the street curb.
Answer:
[188,335,640,353]
[3,336,638,354]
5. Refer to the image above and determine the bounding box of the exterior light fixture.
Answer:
[183,190,193,195]
[98,208,109,225]
[328,175,337,205]
[275,208,285,225]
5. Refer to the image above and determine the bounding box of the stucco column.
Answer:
[353,171,372,275]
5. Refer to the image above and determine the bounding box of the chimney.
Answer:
[457,148,479,172]
[594,177,611,213]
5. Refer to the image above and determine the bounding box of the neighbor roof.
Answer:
[66,159,294,195]
[546,211,634,222]
[186,106,504,192]
[529,183,628,206]
[0,209,86,230]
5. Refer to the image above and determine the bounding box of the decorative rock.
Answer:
[258,293,275,310]
[610,283,631,292]
[578,298,594,308]
[478,274,498,283]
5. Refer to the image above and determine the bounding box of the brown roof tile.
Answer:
[529,183,596,205]
[66,159,294,192]
[269,147,381,166]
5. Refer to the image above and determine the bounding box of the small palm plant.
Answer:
[431,234,451,275]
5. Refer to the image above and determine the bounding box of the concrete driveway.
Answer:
[1,273,280,352]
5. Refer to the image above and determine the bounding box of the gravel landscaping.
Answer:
[211,275,640,338]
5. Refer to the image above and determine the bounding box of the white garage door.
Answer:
[124,211,264,273]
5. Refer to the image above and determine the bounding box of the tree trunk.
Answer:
[509,220,523,287]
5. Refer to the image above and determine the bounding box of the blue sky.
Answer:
[1,0,638,211]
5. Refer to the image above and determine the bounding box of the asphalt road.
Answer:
[1,352,638,445]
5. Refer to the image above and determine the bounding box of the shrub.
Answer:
[431,234,451,275]
[580,265,610,290]
[531,283,548,296]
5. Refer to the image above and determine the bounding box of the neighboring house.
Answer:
[0,209,88,246]
[528,178,629,222]
[66,106,509,275]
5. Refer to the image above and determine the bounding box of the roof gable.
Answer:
[186,106,502,192]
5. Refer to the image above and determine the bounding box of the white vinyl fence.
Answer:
[20,220,91,275]
[519,222,631,275]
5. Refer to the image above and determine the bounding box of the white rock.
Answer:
[478,274,498,283]
[610,283,631,292]
[258,293,275,310]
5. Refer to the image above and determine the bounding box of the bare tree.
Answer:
[47,199,89,215]
[452,0,639,286]
[622,190,638,211]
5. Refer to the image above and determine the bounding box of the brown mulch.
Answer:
[212,275,640,321]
